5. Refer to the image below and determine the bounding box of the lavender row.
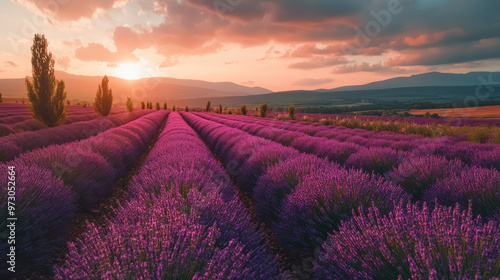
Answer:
[0,110,154,162]
[0,111,168,274]
[55,112,284,279]
[0,113,106,137]
[297,112,500,127]
[315,202,500,279]
[197,113,500,219]
[198,113,499,173]
[181,112,409,259]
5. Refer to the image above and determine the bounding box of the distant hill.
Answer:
[316,72,500,92]
[0,71,272,102]
[170,84,500,108]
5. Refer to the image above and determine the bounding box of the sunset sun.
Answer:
[115,63,142,80]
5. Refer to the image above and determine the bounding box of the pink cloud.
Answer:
[75,43,137,63]
[19,0,126,21]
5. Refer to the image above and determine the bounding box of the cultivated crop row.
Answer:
[55,112,284,279]
[195,113,500,218]
[182,112,500,279]
[198,113,499,172]
[0,110,154,162]
[0,111,168,274]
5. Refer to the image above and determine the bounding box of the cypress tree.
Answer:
[95,75,113,116]
[126,97,134,112]
[25,34,66,127]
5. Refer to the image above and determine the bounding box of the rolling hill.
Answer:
[0,71,272,102]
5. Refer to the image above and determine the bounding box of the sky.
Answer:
[0,0,499,92]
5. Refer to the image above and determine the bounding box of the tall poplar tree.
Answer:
[26,34,66,127]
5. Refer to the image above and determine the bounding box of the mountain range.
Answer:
[1,71,499,107]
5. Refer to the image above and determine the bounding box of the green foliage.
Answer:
[126,97,134,112]
[25,34,66,127]
[206,101,211,112]
[141,102,145,109]
[163,103,167,110]
[240,104,247,115]
[259,103,269,118]
[94,75,113,116]
[185,105,189,112]
[156,102,160,111]
[288,104,296,120]
[82,103,87,108]
[424,112,431,118]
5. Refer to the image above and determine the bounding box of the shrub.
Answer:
[344,147,401,175]
[259,103,268,118]
[156,102,160,111]
[288,104,295,120]
[94,75,113,117]
[163,102,167,110]
[315,202,500,280]
[26,34,66,127]
[126,97,134,112]
[206,100,211,112]
[141,102,145,109]
[240,104,247,115]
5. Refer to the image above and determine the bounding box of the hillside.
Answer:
[0,71,272,101]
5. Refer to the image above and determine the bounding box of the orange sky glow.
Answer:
[0,0,499,92]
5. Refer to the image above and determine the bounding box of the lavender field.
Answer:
[1,109,499,279]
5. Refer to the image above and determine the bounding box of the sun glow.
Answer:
[115,63,143,80]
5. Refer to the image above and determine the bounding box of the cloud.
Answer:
[75,43,137,63]
[332,62,410,74]
[293,78,334,87]
[4,61,18,67]
[18,0,126,22]
[289,57,350,70]
[107,63,118,68]
[56,56,70,70]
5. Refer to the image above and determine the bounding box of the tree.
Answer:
[94,75,113,116]
[240,104,247,115]
[67,100,70,106]
[206,101,211,112]
[141,102,145,109]
[172,105,176,111]
[288,104,295,120]
[424,112,431,118]
[126,97,134,112]
[219,104,223,114]
[26,34,66,127]
[164,103,167,110]
[0,93,2,103]
[156,102,160,110]
[259,103,268,118]
[185,105,189,112]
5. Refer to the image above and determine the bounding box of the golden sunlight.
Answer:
[115,63,143,80]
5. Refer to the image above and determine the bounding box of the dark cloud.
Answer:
[20,0,500,71]
[293,78,334,87]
